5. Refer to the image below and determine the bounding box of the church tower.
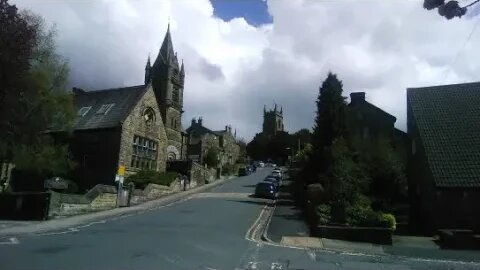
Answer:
[145,24,186,160]
[262,104,284,137]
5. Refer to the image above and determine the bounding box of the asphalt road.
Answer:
[0,168,479,269]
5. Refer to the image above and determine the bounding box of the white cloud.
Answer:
[11,0,480,140]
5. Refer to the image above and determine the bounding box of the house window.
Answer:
[131,135,158,170]
[411,139,416,155]
[78,106,91,117]
[363,127,369,139]
[96,103,115,115]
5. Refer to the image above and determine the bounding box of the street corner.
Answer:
[280,236,324,249]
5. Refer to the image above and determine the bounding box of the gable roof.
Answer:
[186,123,216,136]
[407,82,480,188]
[348,100,397,123]
[73,85,147,130]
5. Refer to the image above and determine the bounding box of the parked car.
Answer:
[270,170,282,181]
[263,177,280,190]
[254,181,277,199]
[238,167,249,176]
[258,162,265,167]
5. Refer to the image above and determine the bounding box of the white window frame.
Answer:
[96,103,115,115]
[78,106,91,117]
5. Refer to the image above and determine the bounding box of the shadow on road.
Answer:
[225,199,270,206]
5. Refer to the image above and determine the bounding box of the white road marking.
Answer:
[270,262,283,269]
[246,261,258,269]
[0,237,19,245]
[307,250,316,261]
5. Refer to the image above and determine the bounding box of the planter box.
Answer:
[312,225,393,245]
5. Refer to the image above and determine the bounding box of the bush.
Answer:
[382,213,396,230]
[316,204,331,225]
[344,195,395,229]
[222,164,236,176]
[203,148,219,168]
[125,170,178,189]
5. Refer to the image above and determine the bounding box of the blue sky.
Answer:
[210,0,272,26]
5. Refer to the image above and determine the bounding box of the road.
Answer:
[0,168,479,269]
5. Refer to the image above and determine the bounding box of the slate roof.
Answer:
[407,82,480,188]
[73,85,146,130]
[185,124,216,136]
[348,100,397,123]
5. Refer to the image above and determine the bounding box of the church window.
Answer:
[143,107,155,125]
[131,135,157,170]
[77,106,91,117]
[96,103,115,115]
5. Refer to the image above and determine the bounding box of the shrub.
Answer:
[125,170,178,189]
[316,204,331,225]
[345,195,395,228]
[381,213,396,230]
[222,164,236,176]
[203,148,219,168]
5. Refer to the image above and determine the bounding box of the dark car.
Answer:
[254,182,277,199]
[238,167,249,176]
[263,177,280,190]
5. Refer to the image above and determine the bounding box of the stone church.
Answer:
[65,26,187,190]
[262,104,284,137]
[145,24,187,161]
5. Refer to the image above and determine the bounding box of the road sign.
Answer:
[117,165,125,176]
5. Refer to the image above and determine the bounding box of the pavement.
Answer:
[0,168,479,269]
[265,171,480,266]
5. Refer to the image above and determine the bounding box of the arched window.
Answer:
[143,107,155,125]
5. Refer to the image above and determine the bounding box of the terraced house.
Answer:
[186,118,240,167]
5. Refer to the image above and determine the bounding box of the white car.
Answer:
[271,170,282,179]
[259,162,265,167]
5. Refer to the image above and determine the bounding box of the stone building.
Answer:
[214,125,240,167]
[145,24,187,160]
[346,92,408,164]
[185,118,240,166]
[262,104,284,137]
[407,82,480,234]
[70,84,168,190]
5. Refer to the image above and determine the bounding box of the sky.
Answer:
[11,0,480,141]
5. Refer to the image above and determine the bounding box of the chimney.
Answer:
[350,92,365,104]
[225,125,228,132]
[191,118,196,126]
[198,117,203,126]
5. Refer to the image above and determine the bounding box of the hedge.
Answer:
[125,170,179,189]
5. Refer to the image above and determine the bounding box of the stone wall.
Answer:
[49,185,117,217]
[48,179,187,218]
[119,84,168,176]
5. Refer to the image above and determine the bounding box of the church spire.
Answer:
[158,23,175,65]
[180,59,185,76]
[144,54,151,84]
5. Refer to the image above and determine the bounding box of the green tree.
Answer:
[307,72,349,181]
[368,139,407,206]
[203,147,219,168]
[292,128,312,153]
[0,3,75,184]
